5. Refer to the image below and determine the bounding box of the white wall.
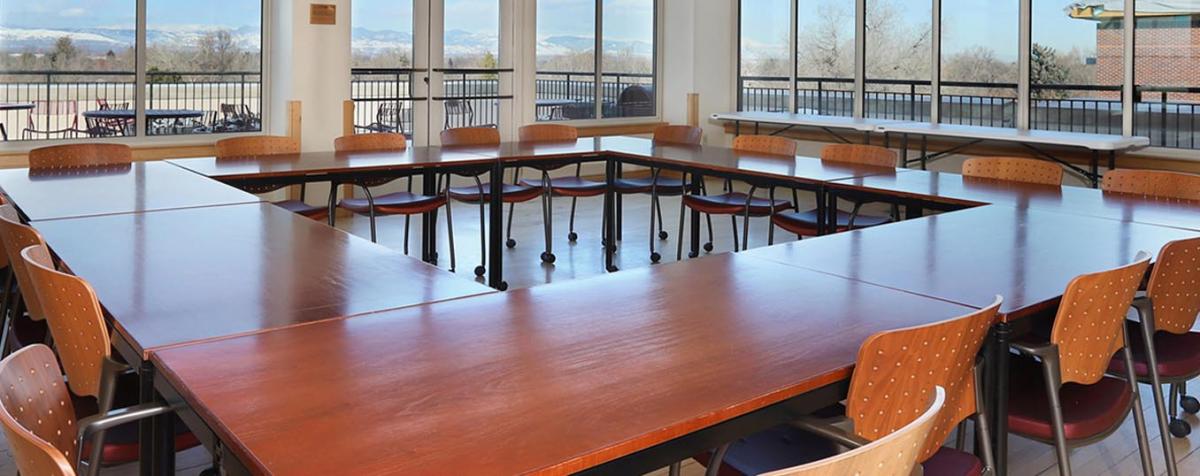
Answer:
[660,0,737,147]
[270,0,352,153]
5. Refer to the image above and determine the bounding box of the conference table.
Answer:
[2,136,1199,475]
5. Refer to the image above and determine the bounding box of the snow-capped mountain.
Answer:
[0,25,262,54]
[351,28,653,57]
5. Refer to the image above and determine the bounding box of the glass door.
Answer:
[351,0,430,145]
[430,0,513,143]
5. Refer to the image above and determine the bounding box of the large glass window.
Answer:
[1031,0,1123,135]
[796,0,855,117]
[939,0,1019,126]
[1134,7,1199,149]
[146,0,263,136]
[865,0,932,121]
[535,0,658,122]
[443,0,501,129]
[0,0,137,140]
[737,0,791,112]
[351,0,417,137]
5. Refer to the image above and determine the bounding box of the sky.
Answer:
[0,0,262,29]
[354,0,654,42]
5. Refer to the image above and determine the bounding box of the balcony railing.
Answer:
[0,71,262,141]
[736,75,1199,150]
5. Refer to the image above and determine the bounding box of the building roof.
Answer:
[1067,1,1200,19]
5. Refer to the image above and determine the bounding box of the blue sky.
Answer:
[353,0,653,41]
[0,0,261,29]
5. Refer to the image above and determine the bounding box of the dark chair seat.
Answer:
[338,192,446,216]
[1008,356,1132,441]
[613,176,686,195]
[771,209,892,236]
[75,372,200,466]
[10,314,48,349]
[519,176,607,197]
[693,423,981,476]
[1108,323,1200,380]
[682,193,790,216]
[448,183,542,203]
[274,199,329,220]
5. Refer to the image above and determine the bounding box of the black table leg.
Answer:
[815,189,826,236]
[422,171,437,264]
[825,192,837,235]
[900,133,909,168]
[1108,150,1116,174]
[689,173,701,258]
[920,135,928,170]
[138,361,157,476]
[1091,150,1100,188]
[615,162,623,241]
[488,162,506,291]
[604,158,618,272]
[989,321,1012,476]
[0,123,7,141]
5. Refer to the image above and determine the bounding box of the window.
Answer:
[443,0,502,129]
[939,0,1019,126]
[1030,0,1123,135]
[0,0,265,142]
[535,0,658,122]
[351,0,417,137]
[737,0,791,112]
[1134,11,1199,149]
[865,0,932,121]
[797,0,855,117]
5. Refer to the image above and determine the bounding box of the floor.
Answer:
[2,166,1196,475]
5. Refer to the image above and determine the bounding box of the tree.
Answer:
[197,30,241,73]
[1030,43,1071,99]
[481,51,498,79]
[49,36,80,69]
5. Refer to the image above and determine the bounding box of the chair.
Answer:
[20,244,200,472]
[23,100,81,140]
[962,157,1064,186]
[750,387,946,476]
[444,100,476,129]
[215,136,329,221]
[0,205,50,356]
[444,127,543,277]
[771,144,897,240]
[676,135,793,259]
[1006,252,1169,475]
[28,144,132,170]
[334,133,459,271]
[356,101,406,135]
[1102,169,1200,201]
[613,125,703,263]
[700,299,1000,476]
[1107,236,1200,441]
[513,124,601,264]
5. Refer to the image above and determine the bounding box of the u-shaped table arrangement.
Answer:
[0,135,1197,475]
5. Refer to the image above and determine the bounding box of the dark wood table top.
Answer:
[743,204,1198,321]
[0,161,262,221]
[167,147,497,180]
[34,202,493,359]
[152,252,972,475]
[830,169,1200,231]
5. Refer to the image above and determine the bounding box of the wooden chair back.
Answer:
[441,127,500,147]
[846,298,1000,461]
[215,136,298,158]
[21,244,111,400]
[962,156,1064,186]
[1102,169,1200,201]
[334,133,407,153]
[763,387,946,476]
[1146,237,1200,334]
[0,344,77,476]
[28,144,132,171]
[820,144,897,168]
[732,135,798,157]
[0,205,49,322]
[653,125,703,145]
[518,124,578,143]
[1051,252,1152,385]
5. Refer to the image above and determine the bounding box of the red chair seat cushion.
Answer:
[1108,323,1200,380]
[771,209,892,236]
[273,199,328,220]
[448,183,542,203]
[338,192,446,216]
[613,176,686,195]
[74,372,200,466]
[922,446,984,476]
[682,193,790,217]
[1007,356,1132,441]
[519,176,607,197]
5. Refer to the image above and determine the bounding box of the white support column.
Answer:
[1017,0,1031,130]
[788,0,799,114]
[1122,0,1135,137]
[929,0,941,124]
[853,0,866,118]
[498,0,516,141]
[412,0,432,146]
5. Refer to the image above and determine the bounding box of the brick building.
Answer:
[1071,1,1199,100]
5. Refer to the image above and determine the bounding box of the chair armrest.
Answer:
[76,403,175,450]
[1009,340,1057,359]
[788,415,871,450]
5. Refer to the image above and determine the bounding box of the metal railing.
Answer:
[0,71,262,141]
[736,75,1199,149]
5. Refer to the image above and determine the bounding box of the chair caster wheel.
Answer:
[650,252,661,263]
[497,281,509,291]
[1182,395,1200,414]
[474,265,486,277]
[703,242,714,252]
[1170,418,1192,438]
[568,232,578,242]
[687,251,699,259]
[606,265,619,272]
[506,238,517,248]
[659,230,669,240]
[541,252,556,264]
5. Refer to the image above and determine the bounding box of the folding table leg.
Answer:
[988,322,1012,476]
[604,158,618,272]
[488,162,507,291]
